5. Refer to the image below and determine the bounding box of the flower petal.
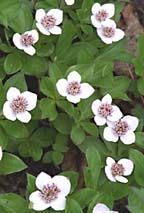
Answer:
[16,111,31,123]
[105,166,116,182]
[67,71,81,83]
[29,191,43,204]
[65,0,75,5]
[13,33,23,50]
[101,94,112,104]
[0,146,3,160]
[47,9,63,25]
[50,196,66,211]
[49,26,62,35]
[112,29,125,42]
[91,99,101,115]
[52,175,71,197]
[91,15,101,28]
[120,131,135,145]
[107,105,123,122]
[115,175,128,183]
[3,101,16,121]
[23,46,36,56]
[32,202,50,211]
[106,157,115,167]
[118,159,134,176]
[94,115,106,126]
[103,127,118,142]
[36,23,50,36]
[36,172,52,190]
[122,115,139,131]
[56,79,68,97]
[29,29,39,43]
[92,203,110,213]
[102,19,116,28]
[66,94,80,104]
[21,91,37,111]
[80,83,95,99]
[91,3,101,15]
[7,87,21,102]
[102,4,115,18]
[35,9,46,23]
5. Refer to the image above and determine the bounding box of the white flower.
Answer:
[65,0,75,5]
[3,87,37,123]
[13,30,39,56]
[0,146,3,161]
[103,115,139,144]
[91,94,123,126]
[91,3,115,28]
[92,203,118,213]
[97,19,125,44]
[56,71,95,104]
[105,157,134,183]
[35,9,63,35]
[29,172,71,211]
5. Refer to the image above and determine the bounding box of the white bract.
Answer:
[0,146,3,161]
[91,94,123,126]
[91,3,115,28]
[56,71,95,104]
[13,30,39,56]
[35,9,63,35]
[29,172,71,211]
[92,203,118,213]
[65,0,75,5]
[3,87,37,123]
[97,19,125,44]
[103,115,139,144]
[105,157,134,183]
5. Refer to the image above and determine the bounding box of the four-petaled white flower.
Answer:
[13,30,39,56]
[103,115,139,144]
[3,87,37,123]
[91,94,123,126]
[91,3,115,28]
[29,172,71,211]
[65,0,75,5]
[105,157,134,183]
[97,19,125,44]
[35,9,63,36]
[56,71,95,104]
[92,203,118,213]
[0,146,3,161]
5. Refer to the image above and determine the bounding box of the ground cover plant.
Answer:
[0,0,144,212]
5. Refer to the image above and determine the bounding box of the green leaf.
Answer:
[129,149,144,186]
[40,77,57,98]
[71,125,86,145]
[40,98,57,120]
[65,198,83,213]
[52,151,64,165]
[0,120,29,139]
[53,133,68,152]
[52,113,73,135]
[0,153,27,175]
[26,174,36,195]
[81,122,98,136]
[4,53,22,74]
[85,147,101,188]
[0,126,8,148]
[128,187,144,213]
[135,132,144,148]
[137,78,144,95]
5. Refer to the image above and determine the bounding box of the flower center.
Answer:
[40,183,61,203]
[11,96,28,114]
[113,120,129,136]
[41,15,56,29]
[67,81,81,96]
[102,27,115,38]
[96,10,108,22]
[21,34,34,47]
[111,163,125,176]
[98,103,113,118]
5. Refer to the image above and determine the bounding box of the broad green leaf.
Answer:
[71,125,86,145]
[4,53,22,74]
[65,198,83,213]
[128,187,144,213]
[40,98,57,120]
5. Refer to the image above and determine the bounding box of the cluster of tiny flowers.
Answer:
[92,94,137,183]
[29,172,71,211]
[91,3,125,44]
